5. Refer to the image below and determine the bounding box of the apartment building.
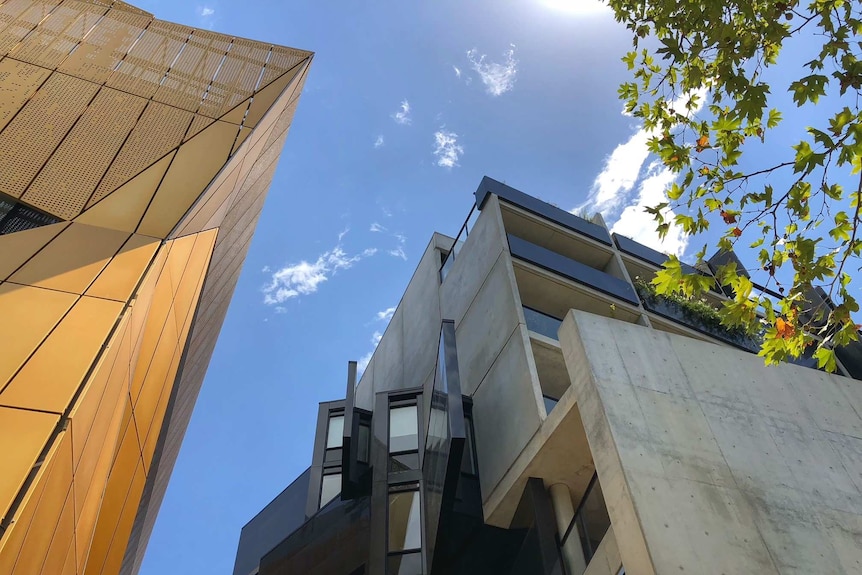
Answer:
[0,2,311,574]
[234,176,862,575]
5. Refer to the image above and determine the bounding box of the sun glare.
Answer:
[540,0,612,16]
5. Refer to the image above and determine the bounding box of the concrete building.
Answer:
[234,176,862,575]
[0,2,311,574]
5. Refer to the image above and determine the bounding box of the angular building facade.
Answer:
[0,2,311,574]
[234,177,862,575]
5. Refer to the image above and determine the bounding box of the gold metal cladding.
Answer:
[85,234,161,302]
[136,120,239,238]
[77,152,176,234]
[0,295,124,413]
[0,282,78,390]
[9,223,130,295]
[244,63,304,129]
[23,87,148,219]
[0,73,99,200]
[0,59,51,134]
[0,221,69,280]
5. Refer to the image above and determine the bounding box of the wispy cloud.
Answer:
[374,135,385,148]
[262,238,376,305]
[576,90,707,257]
[370,222,386,233]
[453,65,461,79]
[389,233,407,260]
[358,331,383,374]
[433,129,463,168]
[466,45,518,97]
[376,306,396,322]
[199,6,215,16]
[392,100,411,125]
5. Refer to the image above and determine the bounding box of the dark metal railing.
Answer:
[439,204,478,282]
[523,306,563,340]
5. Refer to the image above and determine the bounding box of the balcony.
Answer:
[508,234,639,306]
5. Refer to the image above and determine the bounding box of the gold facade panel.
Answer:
[260,45,310,87]
[0,221,69,280]
[40,496,76,575]
[133,330,177,465]
[0,72,99,200]
[73,391,129,568]
[10,222,130,294]
[57,7,152,84]
[244,62,302,129]
[164,231,197,292]
[182,113,214,142]
[10,0,108,69]
[127,245,168,376]
[129,258,175,402]
[105,19,189,99]
[0,282,78,389]
[86,233,160,301]
[231,125,253,156]
[17,475,74,575]
[172,230,215,333]
[80,152,175,233]
[69,310,130,474]
[0,406,58,523]
[0,1,63,55]
[23,87,148,219]
[0,296,123,413]
[220,97,251,126]
[90,103,192,206]
[153,30,231,113]
[196,40,264,119]
[5,430,72,575]
[173,160,242,236]
[81,418,141,575]
[95,460,144,575]
[0,58,51,133]
[137,120,238,238]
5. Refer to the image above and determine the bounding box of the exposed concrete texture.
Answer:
[440,195,507,327]
[372,305,404,393]
[560,310,862,575]
[472,327,543,502]
[583,526,623,575]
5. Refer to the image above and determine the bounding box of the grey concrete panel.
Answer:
[400,240,444,391]
[560,310,862,575]
[455,254,522,396]
[471,327,543,503]
[355,357,374,411]
[372,305,404,393]
[440,195,506,327]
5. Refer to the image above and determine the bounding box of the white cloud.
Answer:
[198,6,214,16]
[576,89,708,258]
[609,162,688,256]
[453,65,461,79]
[262,239,376,305]
[389,233,407,260]
[374,135,384,148]
[376,306,396,322]
[466,45,518,97]
[433,129,463,168]
[392,100,411,125]
[370,222,386,233]
[357,331,383,374]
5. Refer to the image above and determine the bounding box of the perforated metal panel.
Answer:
[0,58,51,132]
[0,72,98,200]
[105,19,189,99]
[197,38,268,119]
[10,0,108,69]
[23,87,147,219]
[260,44,310,86]
[57,5,151,83]
[90,100,192,206]
[153,29,229,113]
[183,113,213,142]
[0,1,63,56]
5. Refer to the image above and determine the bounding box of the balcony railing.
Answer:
[523,306,563,340]
[508,234,639,306]
[560,473,611,574]
[439,204,478,282]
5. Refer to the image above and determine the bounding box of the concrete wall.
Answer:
[560,310,862,575]
[584,526,623,575]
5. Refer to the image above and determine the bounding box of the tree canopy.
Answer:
[608,0,862,370]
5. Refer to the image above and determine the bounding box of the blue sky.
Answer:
[127,1,794,573]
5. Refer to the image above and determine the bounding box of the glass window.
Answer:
[358,422,370,463]
[320,473,341,507]
[543,395,559,416]
[389,405,418,453]
[389,452,420,473]
[461,416,477,475]
[388,490,421,552]
[326,415,344,449]
[387,551,422,575]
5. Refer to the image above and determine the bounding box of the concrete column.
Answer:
[549,483,587,575]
